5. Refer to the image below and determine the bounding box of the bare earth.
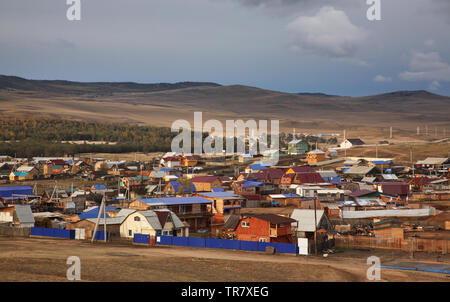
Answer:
[0,237,448,282]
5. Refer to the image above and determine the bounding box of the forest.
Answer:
[0,119,175,157]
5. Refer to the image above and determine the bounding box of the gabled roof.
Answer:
[191,176,220,183]
[248,164,267,171]
[14,205,35,224]
[78,206,114,220]
[169,181,196,193]
[294,172,324,184]
[286,166,315,173]
[16,166,37,172]
[242,181,264,188]
[350,189,376,197]
[249,214,297,225]
[345,138,365,145]
[91,184,107,190]
[343,165,375,175]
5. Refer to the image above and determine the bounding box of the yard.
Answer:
[0,236,448,282]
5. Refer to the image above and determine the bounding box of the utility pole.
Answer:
[390,127,393,139]
[376,145,378,158]
[417,126,420,135]
[91,193,107,243]
[314,192,318,256]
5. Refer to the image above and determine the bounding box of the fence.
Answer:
[31,227,75,239]
[151,235,299,254]
[335,235,450,254]
[0,225,31,237]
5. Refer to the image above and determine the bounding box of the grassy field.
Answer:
[0,237,448,282]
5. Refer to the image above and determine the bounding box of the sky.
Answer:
[1,0,450,96]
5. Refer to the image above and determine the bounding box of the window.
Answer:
[241,221,250,228]
[128,230,132,236]
[134,216,140,221]
[259,238,267,242]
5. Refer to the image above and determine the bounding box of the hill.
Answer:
[0,75,449,141]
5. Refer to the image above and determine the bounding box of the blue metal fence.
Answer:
[92,231,108,241]
[154,235,298,254]
[31,227,75,239]
[134,234,150,244]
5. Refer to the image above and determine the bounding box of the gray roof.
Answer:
[223,214,240,230]
[87,216,128,225]
[416,157,448,165]
[318,170,338,178]
[14,205,35,224]
[344,165,375,175]
[290,209,324,232]
[361,176,376,183]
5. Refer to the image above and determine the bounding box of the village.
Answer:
[1,134,449,265]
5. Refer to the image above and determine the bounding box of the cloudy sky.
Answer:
[1,0,450,96]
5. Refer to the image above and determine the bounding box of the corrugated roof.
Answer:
[343,165,375,175]
[416,157,448,165]
[197,192,242,199]
[139,196,212,206]
[290,209,325,232]
[14,205,35,224]
[0,186,34,199]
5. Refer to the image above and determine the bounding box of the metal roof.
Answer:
[290,209,325,232]
[197,192,242,199]
[416,157,448,165]
[343,165,375,175]
[138,196,212,206]
[14,205,35,224]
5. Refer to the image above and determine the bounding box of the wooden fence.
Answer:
[335,235,450,254]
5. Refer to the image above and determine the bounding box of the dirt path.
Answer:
[0,237,448,282]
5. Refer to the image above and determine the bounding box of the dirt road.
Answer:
[0,237,448,282]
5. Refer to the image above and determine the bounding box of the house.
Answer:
[0,186,34,203]
[232,180,264,200]
[195,191,244,236]
[43,159,67,176]
[9,166,40,181]
[317,170,340,183]
[164,180,196,195]
[292,172,325,184]
[191,176,221,192]
[232,214,297,243]
[377,182,410,199]
[287,139,310,155]
[258,168,285,185]
[284,165,315,175]
[245,164,268,174]
[238,153,253,163]
[266,193,302,207]
[66,206,120,222]
[161,156,181,168]
[290,209,334,240]
[0,205,35,227]
[415,157,449,171]
[340,138,366,149]
[195,192,244,216]
[371,218,404,239]
[129,196,213,232]
[342,165,379,181]
[180,155,200,167]
[306,150,326,165]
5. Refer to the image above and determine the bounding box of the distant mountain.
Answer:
[0,75,221,95]
[297,92,342,98]
[0,74,448,130]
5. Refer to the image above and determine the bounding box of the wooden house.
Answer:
[232,214,297,243]
[287,139,310,155]
[129,197,213,232]
[306,150,327,165]
[191,176,221,192]
[371,218,404,239]
[0,205,35,228]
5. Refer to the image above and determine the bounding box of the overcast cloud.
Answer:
[0,0,449,96]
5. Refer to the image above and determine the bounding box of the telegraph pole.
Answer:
[314,192,318,256]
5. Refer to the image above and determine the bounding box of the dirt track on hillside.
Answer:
[0,237,448,282]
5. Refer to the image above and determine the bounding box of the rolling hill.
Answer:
[0,75,449,141]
